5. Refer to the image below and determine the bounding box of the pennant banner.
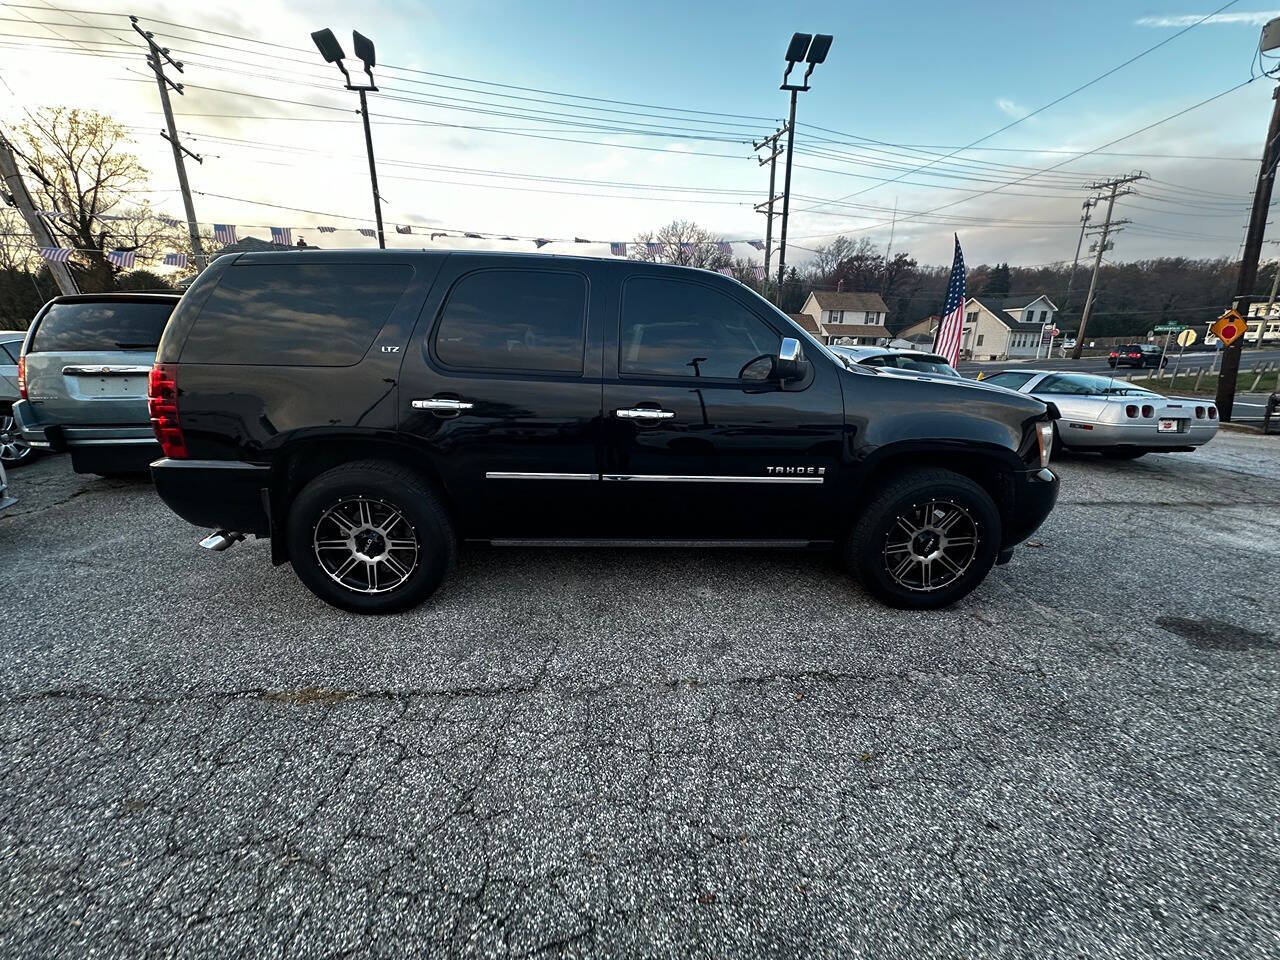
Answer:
[39,247,72,263]
[717,267,733,276]
[106,250,137,269]
[161,217,182,229]
[430,232,449,241]
[680,243,695,254]
[395,225,413,234]
[646,242,662,256]
[270,226,292,246]
[754,265,766,281]
[748,240,765,251]
[358,228,376,238]
[464,232,482,239]
[163,252,189,268]
[317,226,336,234]
[213,224,237,245]
[534,239,551,248]
[717,242,732,256]
[610,242,627,257]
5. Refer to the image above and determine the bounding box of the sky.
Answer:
[0,0,1277,272]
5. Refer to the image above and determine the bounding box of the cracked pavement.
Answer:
[1,434,1278,958]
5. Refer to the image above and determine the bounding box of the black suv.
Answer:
[149,251,1059,612]
[1108,344,1166,368]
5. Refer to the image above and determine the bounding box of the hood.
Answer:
[841,362,1048,417]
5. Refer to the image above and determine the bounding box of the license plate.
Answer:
[1157,418,1181,433]
[77,376,141,397]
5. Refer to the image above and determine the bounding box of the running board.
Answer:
[485,538,819,548]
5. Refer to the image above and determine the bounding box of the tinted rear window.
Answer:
[29,300,175,353]
[182,263,413,366]
[1,340,20,363]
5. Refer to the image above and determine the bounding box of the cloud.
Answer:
[1136,11,1280,27]
[996,98,1029,119]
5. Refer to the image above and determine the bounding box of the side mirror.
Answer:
[775,337,804,381]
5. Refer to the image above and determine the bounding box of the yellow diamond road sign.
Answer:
[1210,309,1246,346]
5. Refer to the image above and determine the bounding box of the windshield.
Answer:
[1036,372,1159,396]
[30,300,176,352]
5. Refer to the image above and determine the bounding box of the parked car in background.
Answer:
[0,459,14,511]
[0,330,35,466]
[1108,343,1166,368]
[826,344,962,379]
[978,370,1217,459]
[13,294,179,476]
[148,250,1059,614]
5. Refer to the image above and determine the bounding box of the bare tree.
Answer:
[11,108,173,292]
[630,219,731,271]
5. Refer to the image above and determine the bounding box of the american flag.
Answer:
[317,226,336,234]
[396,225,412,234]
[161,216,181,229]
[717,267,733,276]
[717,241,732,256]
[106,250,136,269]
[39,247,71,263]
[359,228,376,238]
[213,224,237,245]
[646,242,662,256]
[163,252,188,268]
[270,226,292,246]
[748,240,765,251]
[753,265,765,281]
[679,242,695,254]
[610,242,627,257]
[932,235,967,367]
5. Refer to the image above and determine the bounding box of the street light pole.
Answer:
[312,28,384,249]
[775,32,832,304]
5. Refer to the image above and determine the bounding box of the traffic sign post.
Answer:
[1210,309,1247,347]
[1171,327,1198,379]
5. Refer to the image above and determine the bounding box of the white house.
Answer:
[961,295,1058,360]
[798,286,890,345]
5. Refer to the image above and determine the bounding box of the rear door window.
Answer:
[1,340,21,362]
[432,268,587,374]
[620,277,780,379]
[28,300,175,352]
[182,262,413,366]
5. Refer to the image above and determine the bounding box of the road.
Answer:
[1,441,1279,958]
[955,346,1280,376]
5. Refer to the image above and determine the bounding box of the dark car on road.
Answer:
[1108,343,1166,368]
[148,251,1059,613]
[13,293,180,475]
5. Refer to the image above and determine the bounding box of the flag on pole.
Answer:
[610,242,627,256]
[163,252,188,268]
[213,224,237,245]
[317,226,336,234]
[38,247,71,263]
[107,250,137,269]
[358,228,376,238]
[395,224,413,234]
[534,238,551,248]
[748,240,765,251]
[270,226,292,246]
[932,234,967,367]
[717,241,732,256]
[646,242,662,256]
[717,267,733,276]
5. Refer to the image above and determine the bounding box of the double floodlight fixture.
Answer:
[1263,16,1280,54]
[782,32,833,89]
[311,27,376,89]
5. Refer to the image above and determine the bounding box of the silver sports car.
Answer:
[978,370,1218,459]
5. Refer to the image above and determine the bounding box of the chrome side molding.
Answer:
[61,365,152,376]
[485,471,597,480]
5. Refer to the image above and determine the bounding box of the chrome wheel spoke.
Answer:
[315,539,349,550]
[382,554,411,579]
[313,497,419,594]
[882,498,980,593]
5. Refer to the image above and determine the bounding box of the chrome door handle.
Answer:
[412,398,474,411]
[615,407,674,420]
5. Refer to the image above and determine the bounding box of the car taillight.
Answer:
[1128,352,1141,359]
[15,356,25,399]
[1208,406,1218,420]
[1195,406,1205,419]
[1125,404,1138,418]
[1109,352,1118,358]
[147,363,187,459]
[1141,404,1154,418]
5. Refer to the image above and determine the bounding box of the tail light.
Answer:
[1128,352,1141,359]
[1141,404,1154,418]
[1109,351,1118,359]
[1125,404,1138,418]
[15,356,25,399]
[1208,406,1218,420]
[147,363,187,459]
[1195,406,1205,419]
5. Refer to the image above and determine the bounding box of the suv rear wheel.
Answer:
[846,468,1001,609]
[287,460,455,614]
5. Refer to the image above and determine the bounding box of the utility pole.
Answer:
[1071,173,1145,360]
[1059,198,1094,350]
[753,127,784,303]
[132,16,206,270]
[1255,258,1280,348]
[0,133,78,296]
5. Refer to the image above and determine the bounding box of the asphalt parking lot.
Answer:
[2,436,1278,958]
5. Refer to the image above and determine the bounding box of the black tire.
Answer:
[845,468,1002,610]
[0,411,35,467]
[1101,448,1146,460]
[287,459,455,614]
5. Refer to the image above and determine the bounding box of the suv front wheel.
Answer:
[846,468,1002,609]
[287,460,455,614]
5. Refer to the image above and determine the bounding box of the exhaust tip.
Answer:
[199,530,245,552]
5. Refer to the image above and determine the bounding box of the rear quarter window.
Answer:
[181,262,413,366]
[29,300,176,352]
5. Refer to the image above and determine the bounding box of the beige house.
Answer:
[798,287,890,345]
[961,295,1058,360]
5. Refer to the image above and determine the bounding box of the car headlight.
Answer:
[1036,421,1054,468]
